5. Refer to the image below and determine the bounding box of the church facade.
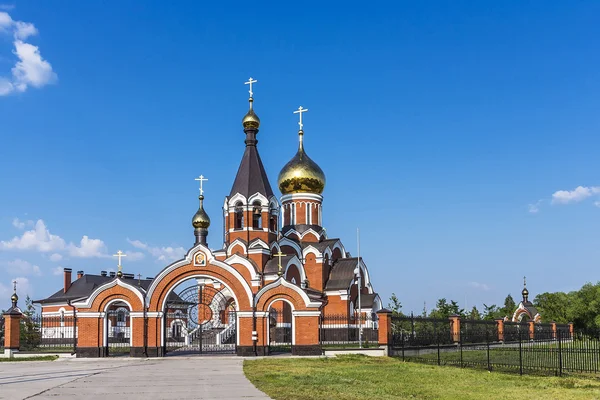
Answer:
[35,80,382,357]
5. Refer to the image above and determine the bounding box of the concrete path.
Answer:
[0,357,271,399]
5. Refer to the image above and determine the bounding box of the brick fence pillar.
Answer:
[528,321,535,340]
[495,319,504,342]
[377,309,392,355]
[449,315,460,343]
[3,292,22,358]
[568,322,574,339]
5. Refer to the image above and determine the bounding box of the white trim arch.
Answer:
[72,278,145,309]
[283,255,307,284]
[255,277,322,309]
[247,192,269,207]
[227,193,248,207]
[224,253,260,281]
[277,237,302,258]
[249,238,269,249]
[146,243,254,310]
[227,238,248,256]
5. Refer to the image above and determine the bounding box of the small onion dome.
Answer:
[242,98,260,130]
[192,195,211,229]
[11,292,18,303]
[522,287,529,297]
[278,130,326,195]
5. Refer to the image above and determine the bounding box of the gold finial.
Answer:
[523,276,527,287]
[275,250,287,276]
[11,279,18,305]
[113,250,126,278]
[13,279,17,293]
[137,273,142,286]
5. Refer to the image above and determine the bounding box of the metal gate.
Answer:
[268,305,292,353]
[164,284,236,355]
[106,305,131,356]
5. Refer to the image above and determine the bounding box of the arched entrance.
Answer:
[105,300,132,357]
[268,299,293,354]
[164,278,237,355]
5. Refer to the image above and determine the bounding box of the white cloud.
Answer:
[68,235,108,258]
[551,186,600,205]
[0,276,33,300]
[126,251,145,261]
[3,259,41,276]
[0,5,15,11]
[528,200,542,214]
[49,253,62,262]
[12,217,34,230]
[0,11,56,96]
[468,281,490,291]
[51,266,63,276]
[595,201,600,208]
[127,238,185,262]
[0,219,66,252]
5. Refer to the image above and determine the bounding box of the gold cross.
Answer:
[523,276,527,287]
[113,250,126,272]
[293,106,308,131]
[275,250,287,275]
[12,279,17,293]
[245,77,257,98]
[194,174,208,196]
[137,273,142,285]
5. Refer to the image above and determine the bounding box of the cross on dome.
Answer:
[195,175,208,196]
[13,279,17,293]
[293,106,308,131]
[113,250,126,271]
[244,77,257,98]
[275,250,287,275]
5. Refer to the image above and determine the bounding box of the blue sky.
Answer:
[0,1,599,314]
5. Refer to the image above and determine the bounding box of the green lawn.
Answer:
[244,355,600,400]
[0,355,58,362]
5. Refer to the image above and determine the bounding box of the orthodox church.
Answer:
[35,79,382,357]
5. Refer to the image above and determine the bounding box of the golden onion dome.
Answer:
[278,130,326,195]
[242,98,260,130]
[522,287,529,296]
[192,195,211,229]
[11,292,18,303]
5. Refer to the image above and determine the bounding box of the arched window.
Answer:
[252,201,262,229]
[291,203,296,225]
[234,202,244,229]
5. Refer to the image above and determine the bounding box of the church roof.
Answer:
[282,224,323,235]
[34,274,178,305]
[263,255,294,275]
[229,144,274,198]
[325,257,361,290]
[521,301,540,317]
[301,238,340,253]
[355,293,377,309]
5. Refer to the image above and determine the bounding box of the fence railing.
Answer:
[20,314,76,353]
[320,313,379,348]
[0,315,4,351]
[390,316,595,376]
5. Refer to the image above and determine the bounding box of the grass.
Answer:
[0,355,58,362]
[244,355,600,400]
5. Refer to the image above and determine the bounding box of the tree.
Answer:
[20,295,41,350]
[482,304,503,320]
[534,291,570,324]
[429,298,464,319]
[501,294,516,319]
[387,293,403,317]
[468,306,481,320]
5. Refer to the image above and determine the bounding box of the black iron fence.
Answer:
[20,314,76,353]
[320,313,379,348]
[390,316,598,376]
[0,315,4,351]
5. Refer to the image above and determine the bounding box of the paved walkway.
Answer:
[0,357,271,399]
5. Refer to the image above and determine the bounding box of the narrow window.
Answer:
[291,203,296,225]
[234,202,244,229]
